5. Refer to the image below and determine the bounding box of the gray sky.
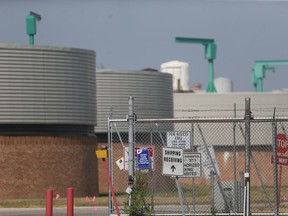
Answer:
[1,0,288,92]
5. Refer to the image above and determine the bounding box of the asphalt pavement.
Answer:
[0,206,109,216]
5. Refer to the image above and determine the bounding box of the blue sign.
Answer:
[137,148,150,170]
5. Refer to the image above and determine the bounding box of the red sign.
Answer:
[277,134,288,154]
[271,155,288,166]
[135,147,154,157]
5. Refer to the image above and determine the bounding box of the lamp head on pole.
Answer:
[26,11,42,45]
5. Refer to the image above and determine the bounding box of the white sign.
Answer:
[115,157,124,170]
[197,145,220,179]
[183,153,201,178]
[167,131,191,149]
[162,147,184,176]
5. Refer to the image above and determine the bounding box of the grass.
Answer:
[0,186,286,210]
[0,196,109,208]
[0,191,207,208]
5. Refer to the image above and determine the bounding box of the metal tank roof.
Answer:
[95,69,173,133]
[0,44,96,126]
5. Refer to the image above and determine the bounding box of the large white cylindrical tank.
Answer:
[214,77,233,93]
[161,60,189,91]
[0,44,96,133]
[95,69,173,133]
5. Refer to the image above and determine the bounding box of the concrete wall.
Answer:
[174,92,288,118]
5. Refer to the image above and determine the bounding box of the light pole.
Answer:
[26,11,41,45]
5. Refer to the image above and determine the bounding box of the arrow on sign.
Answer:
[171,165,176,172]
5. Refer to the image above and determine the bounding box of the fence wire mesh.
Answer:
[108,117,288,215]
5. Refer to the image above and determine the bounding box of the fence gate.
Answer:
[107,98,288,216]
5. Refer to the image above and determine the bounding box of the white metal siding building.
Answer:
[95,69,174,133]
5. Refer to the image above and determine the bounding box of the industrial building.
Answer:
[0,43,287,200]
[0,44,97,199]
[174,92,288,118]
[103,60,288,197]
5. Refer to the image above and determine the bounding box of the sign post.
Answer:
[197,145,220,179]
[162,147,186,215]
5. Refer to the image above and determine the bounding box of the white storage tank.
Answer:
[161,60,189,91]
[0,44,96,133]
[95,69,173,133]
[214,77,233,93]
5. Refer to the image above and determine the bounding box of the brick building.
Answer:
[0,45,97,199]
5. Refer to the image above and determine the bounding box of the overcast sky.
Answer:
[1,0,288,92]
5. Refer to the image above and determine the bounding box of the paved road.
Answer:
[0,207,109,216]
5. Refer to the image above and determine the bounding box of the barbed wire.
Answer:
[99,104,288,115]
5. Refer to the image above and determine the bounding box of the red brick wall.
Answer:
[0,136,99,199]
[97,142,109,194]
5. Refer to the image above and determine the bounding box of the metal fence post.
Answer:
[239,123,274,212]
[175,176,186,216]
[244,97,252,216]
[239,171,244,212]
[150,128,155,213]
[128,96,135,187]
[272,108,279,216]
[210,170,215,215]
[107,118,112,214]
[191,123,196,213]
[233,103,237,213]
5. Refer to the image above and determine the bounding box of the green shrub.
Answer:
[124,173,152,216]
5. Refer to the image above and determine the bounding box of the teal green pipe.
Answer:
[29,35,34,45]
[257,79,263,92]
[207,60,217,93]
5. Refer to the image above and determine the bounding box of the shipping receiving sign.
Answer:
[167,131,191,149]
[162,147,184,176]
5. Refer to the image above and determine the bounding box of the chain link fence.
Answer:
[107,100,288,215]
